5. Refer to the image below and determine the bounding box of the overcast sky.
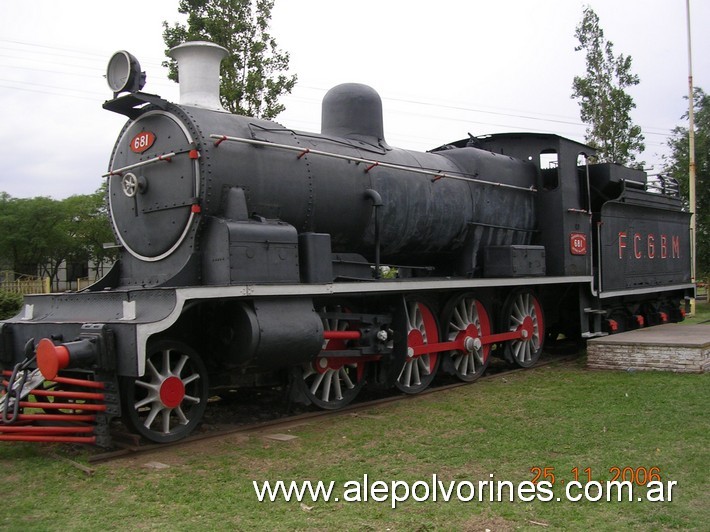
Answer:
[0,0,708,199]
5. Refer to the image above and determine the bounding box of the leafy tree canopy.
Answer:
[572,6,645,167]
[0,186,116,290]
[163,0,297,119]
[665,88,710,276]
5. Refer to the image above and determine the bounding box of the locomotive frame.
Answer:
[0,42,693,445]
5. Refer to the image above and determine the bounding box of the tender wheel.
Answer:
[659,300,684,323]
[293,304,367,410]
[395,299,440,394]
[501,289,544,368]
[443,294,491,382]
[121,339,209,443]
[606,308,629,334]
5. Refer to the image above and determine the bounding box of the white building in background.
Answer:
[1,259,113,294]
[54,259,113,292]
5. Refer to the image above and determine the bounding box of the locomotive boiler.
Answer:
[107,47,536,286]
[0,42,693,445]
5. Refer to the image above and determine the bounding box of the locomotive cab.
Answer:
[475,133,594,277]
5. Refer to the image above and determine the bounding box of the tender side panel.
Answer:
[599,201,691,293]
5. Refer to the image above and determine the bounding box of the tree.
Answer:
[572,6,645,167]
[0,195,69,286]
[62,185,118,279]
[0,187,117,290]
[665,88,710,275]
[163,0,297,119]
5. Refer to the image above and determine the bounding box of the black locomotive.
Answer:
[0,42,692,445]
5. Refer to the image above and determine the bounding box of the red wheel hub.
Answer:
[458,324,481,343]
[456,324,484,351]
[519,316,535,341]
[159,376,186,409]
[407,329,425,354]
[313,356,339,374]
[466,323,480,338]
[314,335,349,373]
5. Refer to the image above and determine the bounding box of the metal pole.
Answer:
[686,0,697,314]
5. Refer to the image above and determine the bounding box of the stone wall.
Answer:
[587,342,710,373]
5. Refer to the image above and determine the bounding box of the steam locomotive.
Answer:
[0,42,692,445]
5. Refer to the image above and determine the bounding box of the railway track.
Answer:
[85,352,581,465]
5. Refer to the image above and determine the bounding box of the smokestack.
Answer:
[168,41,228,111]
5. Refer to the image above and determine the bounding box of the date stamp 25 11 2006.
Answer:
[530,466,677,502]
[531,466,663,486]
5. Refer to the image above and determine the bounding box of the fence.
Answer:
[0,275,51,295]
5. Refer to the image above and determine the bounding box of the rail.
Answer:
[210,134,538,193]
[646,175,680,197]
[87,352,580,462]
[102,152,177,178]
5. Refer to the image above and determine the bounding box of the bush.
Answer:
[0,291,23,320]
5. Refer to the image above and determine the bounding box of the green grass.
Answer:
[683,299,710,324]
[2,357,708,530]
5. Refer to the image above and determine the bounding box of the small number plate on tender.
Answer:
[570,233,587,255]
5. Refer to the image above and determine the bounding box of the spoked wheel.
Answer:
[121,339,209,443]
[501,289,545,368]
[395,299,441,394]
[443,294,491,382]
[292,304,367,410]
